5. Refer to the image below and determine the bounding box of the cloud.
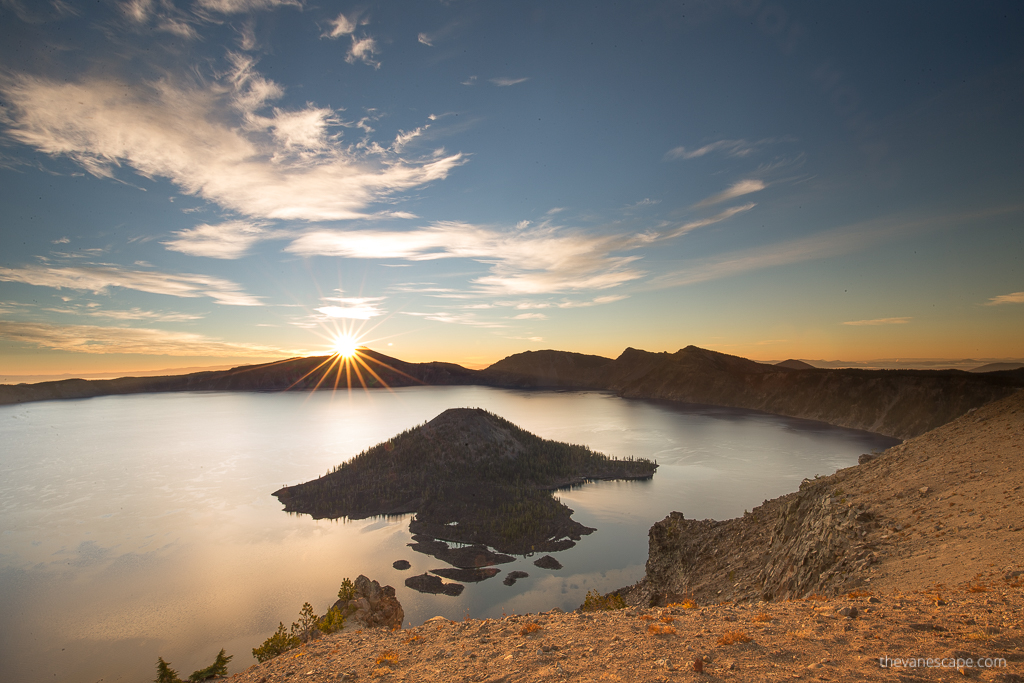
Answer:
[461,76,478,86]
[983,291,1024,306]
[43,305,203,322]
[324,11,357,37]
[194,0,301,15]
[1,0,79,23]
[663,203,756,239]
[511,313,547,320]
[842,317,912,326]
[417,32,433,46]
[285,221,648,296]
[0,69,464,221]
[693,180,766,208]
[664,137,793,161]
[346,36,380,68]
[402,311,507,328]
[0,264,262,305]
[162,220,284,259]
[315,297,386,320]
[0,320,300,357]
[490,77,529,87]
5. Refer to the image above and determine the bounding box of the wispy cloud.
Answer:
[315,296,386,320]
[43,305,203,322]
[402,311,507,328]
[842,317,912,326]
[162,220,286,259]
[0,67,462,221]
[346,36,380,68]
[663,203,756,239]
[664,137,793,161]
[0,320,299,356]
[983,291,1024,306]
[195,0,301,15]
[693,180,765,208]
[0,264,262,305]
[417,32,433,46]
[323,11,357,37]
[286,221,648,296]
[511,313,546,320]
[490,77,529,87]
[461,76,478,86]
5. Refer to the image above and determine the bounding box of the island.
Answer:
[273,408,657,560]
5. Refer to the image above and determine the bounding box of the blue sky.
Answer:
[1,0,1022,376]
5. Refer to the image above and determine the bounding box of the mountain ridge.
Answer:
[3,345,1021,439]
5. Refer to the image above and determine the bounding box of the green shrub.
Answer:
[580,589,626,612]
[337,577,356,602]
[155,657,181,683]
[154,649,233,683]
[188,649,232,682]
[252,622,301,663]
[319,606,347,634]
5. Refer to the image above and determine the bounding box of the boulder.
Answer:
[331,575,404,630]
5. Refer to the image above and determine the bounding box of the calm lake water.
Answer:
[0,387,897,682]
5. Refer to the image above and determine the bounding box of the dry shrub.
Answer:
[659,614,675,624]
[668,599,698,610]
[403,635,422,645]
[520,622,543,636]
[717,630,753,646]
[752,612,773,623]
[647,623,676,635]
[639,614,656,621]
[375,650,398,667]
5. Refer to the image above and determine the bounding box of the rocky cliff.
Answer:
[624,388,1024,607]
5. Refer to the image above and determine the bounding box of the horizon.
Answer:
[4,343,1023,385]
[1,2,1022,376]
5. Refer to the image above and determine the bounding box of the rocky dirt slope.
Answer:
[223,391,1023,682]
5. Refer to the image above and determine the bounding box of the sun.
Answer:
[331,334,360,359]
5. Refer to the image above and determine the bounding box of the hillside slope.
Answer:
[624,388,1024,607]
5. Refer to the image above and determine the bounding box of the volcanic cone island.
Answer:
[273,408,657,556]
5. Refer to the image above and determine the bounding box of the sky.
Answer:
[0,0,1022,378]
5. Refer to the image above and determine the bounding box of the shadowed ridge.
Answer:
[478,349,614,388]
[775,359,816,370]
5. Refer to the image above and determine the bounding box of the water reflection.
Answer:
[0,387,896,682]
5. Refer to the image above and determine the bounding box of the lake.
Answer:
[0,386,897,682]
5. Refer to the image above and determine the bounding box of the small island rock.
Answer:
[393,559,411,570]
[405,573,465,596]
[533,555,563,570]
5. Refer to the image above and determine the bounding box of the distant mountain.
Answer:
[970,362,1024,373]
[0,349,477,405]
[274,408,657,556]
[478,346,1024,439]
[775,359,816,370]
[4,344,1022,440]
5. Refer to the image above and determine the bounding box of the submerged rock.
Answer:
[408,534,514,568]
[430,567,500,582]
[503,570,529,586]
[392,559,411,570]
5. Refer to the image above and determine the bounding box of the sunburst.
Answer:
[331,334,360,359]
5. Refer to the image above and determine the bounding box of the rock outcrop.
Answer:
[330,575,404,630]
[625,389,1024,606]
